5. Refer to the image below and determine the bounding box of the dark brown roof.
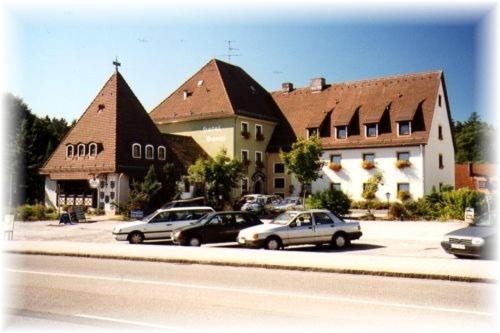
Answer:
[40,71,206,179]
[161,133,209,169]
[270,71,444,150]
[150,59,281,123]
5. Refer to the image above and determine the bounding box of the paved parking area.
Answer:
[8,219,467,259]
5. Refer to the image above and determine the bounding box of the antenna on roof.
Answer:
[223,40,241,63]
[113,57,121,72]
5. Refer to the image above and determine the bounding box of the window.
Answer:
[274,163,285,174]
[336,126,347,139]
[438,94,442,107]
[397,183,410,193]
[397,152,410,161]
[398,121,411,136]
[439,154,444,169]
[241,150,249,162]
[274,178,285,189]
[89,143,98,157]
[256,124,264,140]
[307,128,319,138]
[77,144,86,157]
[132,143,141,159]
[241,178,249,193]
[66,145,74,158]
[477,180,487,189]
[145,145,154,160]
[241,122,249,133]
[158,146,166,160]
[330,154,341,164]
[234,213,252,226]
[366,124,378,137]
[330,183,341,191]
[313,212,334,225]
[295,213,312,227]
[255,151,263,163]
[438,125,443,140]
[363,153,375,163]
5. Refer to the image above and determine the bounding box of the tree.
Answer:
[362,172,383,217]
[453,112,495,163]
[187,150,244,210]
[128,165,162,213]
[306,189,351,216]
[280,135,323,203]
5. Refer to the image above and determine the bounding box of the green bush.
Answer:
[15,204,59,221]
[388,202,406,220]
[306,189,351,216]
[351,200,389,210]
[439,188,485,220]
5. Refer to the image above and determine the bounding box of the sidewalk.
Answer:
[4,241,496,283]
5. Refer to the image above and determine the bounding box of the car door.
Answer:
[284,213,315,245]
[312,212,336,242]
[202,215,233,244]
[233,213,258,239]
[145,212,173,240]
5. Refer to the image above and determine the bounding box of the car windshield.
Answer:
[271,212,299,225]
[472,212,496,226]
[141,212,157,222]
[196,213,215,225]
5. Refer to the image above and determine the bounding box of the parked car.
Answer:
[112,206,215,244]
[441,211,497,259]
[237,209,362,250]
[242,195,282,214]
[160,197,206,209]
[172,211,262,246]
[269,197,303,213]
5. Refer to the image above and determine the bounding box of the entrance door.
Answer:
[254,180,263,194]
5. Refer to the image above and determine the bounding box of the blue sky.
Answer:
[7,7,491,123]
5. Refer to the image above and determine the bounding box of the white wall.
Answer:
[424,81,456,192]
[44,177,58,208]
[312,146,425,201]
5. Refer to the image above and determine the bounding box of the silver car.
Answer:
[237,209,362,250]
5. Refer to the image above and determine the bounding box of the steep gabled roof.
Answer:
[270,71,443,150]
[40,71,206,179]
[150,59,280,123]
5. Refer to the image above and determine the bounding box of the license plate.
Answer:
[451,243,466,250]
[238,238,245,244]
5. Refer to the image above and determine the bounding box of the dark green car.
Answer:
[172,211,262,246]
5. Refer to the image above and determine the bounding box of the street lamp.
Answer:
[385,192,391,205]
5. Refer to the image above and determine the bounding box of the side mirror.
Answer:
[289,221,297,228]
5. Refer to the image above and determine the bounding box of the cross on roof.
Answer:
[113,57,121,72]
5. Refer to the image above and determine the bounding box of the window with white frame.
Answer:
[77,144,86,157]
[158,146,166,160]
[89,143,98,157]
[255,124,263,139]
[241,150,249,163]
[66,145,74,158]
[145,145,154,160]
[336,126,347,139]
[241,122,249,133]
[330,154,341,164]
[330,183,341,191]
[255,151,263,163]
[397,183,410,193]
[307,128,319,138]
[398,121,411,136]
[132,143,141,159]
[397,152,410,161]
[365,124,378,137]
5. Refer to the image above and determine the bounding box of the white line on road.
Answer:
[6,268,493,317]
[74,314,196,332]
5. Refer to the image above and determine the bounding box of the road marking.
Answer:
[6,268,493,317]
[74,314,195,332]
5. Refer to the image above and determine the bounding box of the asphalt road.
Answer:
[3,254,497,332]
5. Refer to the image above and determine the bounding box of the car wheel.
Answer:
[128,232,144,244]
[188,236,202,247]
[331,233,349,249]
[265,237,281,250]
[454,254,472,259]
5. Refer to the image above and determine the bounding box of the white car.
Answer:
[237,209,362,250]
[112,207,214,244]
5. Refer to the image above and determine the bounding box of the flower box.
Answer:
[328,162,342,172]
[397,191,411,201]
[241,131,250,139]
[361,160,375,170]
[395,160,411,169]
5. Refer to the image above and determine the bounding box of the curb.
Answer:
[5,249,495,284]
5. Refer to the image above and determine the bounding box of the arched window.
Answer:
[77,143,86,157]
[66,145,74,158]
[132,143,141,159]
[145,144,154,160]
[158,146,166,160]
[89,143,98,157]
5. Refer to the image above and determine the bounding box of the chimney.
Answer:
[310,77,326,91]
[282,82,294,93]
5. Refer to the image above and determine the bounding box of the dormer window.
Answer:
[77,144,86,157]
[336,126,347,139]
[158,146,166,160]
[132,143,141,159]
[365,124,378,138]
[307,128,319,138]
[145,145,154,160]
[89,143,98,157]
[398,121,411,136]
[66,145,74,158]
